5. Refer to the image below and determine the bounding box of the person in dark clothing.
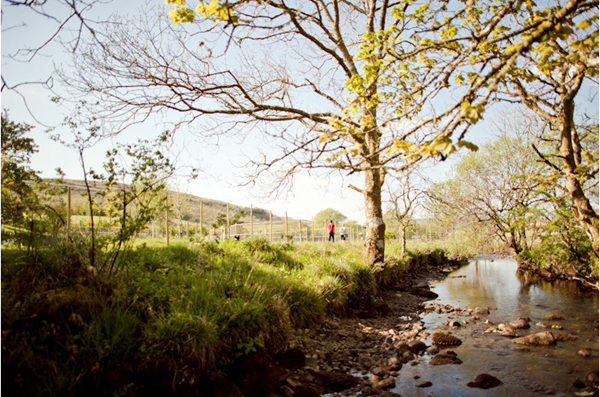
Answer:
[327,220,335,242]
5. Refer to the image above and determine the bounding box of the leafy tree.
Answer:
[313,208,347,229]
[64,0,594,265]
[1,112,39,226]
[386,171,426,256]
[429,134,544,254]
[494,4,599,255]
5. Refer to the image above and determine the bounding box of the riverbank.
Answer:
[1,238,460,396]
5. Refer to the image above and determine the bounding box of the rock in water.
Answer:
[431,331,462,346]
[544,313,564,320]
[509,317,531,329]
[467,374,502,389]
[429,353,463,365]
[511,331,556,346]
[474,307,490,315]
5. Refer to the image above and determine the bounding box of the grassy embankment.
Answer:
[1,237,456,396]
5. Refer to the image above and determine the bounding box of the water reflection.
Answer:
[392,256,599,396]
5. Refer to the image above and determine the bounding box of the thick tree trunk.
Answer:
[364,167,386,265]
[560,98,599,257]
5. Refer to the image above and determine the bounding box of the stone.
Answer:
[429,353,463,365]
[203,376,244,397]
[586,371,599,387]
[474,307,490,315]
[544,313,564,320]
[578,348,592,357]
[416,380,433,388]
[278,348,307,370]
[411,288,439,299]
[425,345,440,355]
[309,370,359,392]
[555,333,578,341]
[535,322,551,328]
[509,317,531,329]
[431,331,462,346]
[386,357,402,371]
[408,340,428,353]
[280,385,295,397]
[229,347,287,397]
[376,377,396,390]
[292,386,321,397]
[511,331,556,346]
[371,367,388,377]
[467,374,502,389]
[449,320,462,328]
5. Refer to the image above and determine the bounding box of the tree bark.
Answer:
[364,166,386,264]
[560,97,599,256]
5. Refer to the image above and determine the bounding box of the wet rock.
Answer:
[408,340,428,353]
[511,331,556,346]
[544,314,564,320]
[535,322,551,328]
[578,348,592,357]
[449,320,462,328]
[498,324,518,337]
[309,370,359,392]
[586,371,599,387]
[376,377,396,390]
[278,348,306,370]
[399,349,415,363]
[378,391,402,397]
[509,317,531,329]
[474,307,490,315]
[280,385,295,397]
[371,367,388,377]
[411,288,439,300]
[425,345,440,355]
[431,331,462,346]
[386,356,402,371]
[416,380,433,388]
[229,347,287,397]
[554,333,578,341]
[292,386,321,397]
[467,374,502,389]
[429,353,463,365]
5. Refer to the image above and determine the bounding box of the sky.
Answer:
[2,1,598,225]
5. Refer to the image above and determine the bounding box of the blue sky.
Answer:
[2,1,598,224]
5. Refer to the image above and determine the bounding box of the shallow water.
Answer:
[393,255,599,396]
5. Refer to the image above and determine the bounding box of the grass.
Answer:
[1,237,451,396]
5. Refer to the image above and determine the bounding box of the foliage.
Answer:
[313,208,348,227]
[2,238,447,395]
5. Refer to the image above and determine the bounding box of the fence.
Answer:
[62,188,367,244]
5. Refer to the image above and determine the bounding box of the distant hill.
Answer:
[44,179,286,226]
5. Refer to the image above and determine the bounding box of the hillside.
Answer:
[44,179,286,226]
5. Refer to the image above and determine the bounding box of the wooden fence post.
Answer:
[165,197,170,246]
[269,211,273,242]
[227,203,230,240]
[66,187,71,241]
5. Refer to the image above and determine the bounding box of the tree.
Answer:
[429,134,545,254]
[64,0,594,265]
[497,11,599,255]
[1,112,39,226]
[314,208,347,228]
[386,171,426,256]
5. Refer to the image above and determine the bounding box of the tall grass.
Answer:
[2,237,447,396]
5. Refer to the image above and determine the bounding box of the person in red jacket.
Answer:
[327,220,335,242]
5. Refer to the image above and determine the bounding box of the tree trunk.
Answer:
[364,166,386,265]
[560,97,599,256]
[400,226,407,257]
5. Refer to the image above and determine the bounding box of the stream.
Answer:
[393,255,599,396]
